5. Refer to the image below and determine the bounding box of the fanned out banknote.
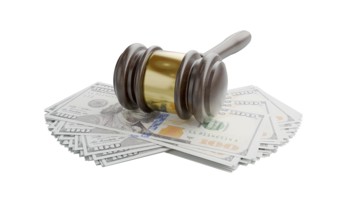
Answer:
[44,82,302,171]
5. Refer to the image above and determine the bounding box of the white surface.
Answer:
[0,1,337,219]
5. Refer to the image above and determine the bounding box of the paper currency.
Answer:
[45,82,301,171]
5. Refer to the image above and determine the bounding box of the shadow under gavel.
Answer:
[114,30,251,123]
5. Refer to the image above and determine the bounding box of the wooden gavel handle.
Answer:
[204,30,251,59]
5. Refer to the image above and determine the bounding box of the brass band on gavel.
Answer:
[113,31,251,122]
[144,50,185,114]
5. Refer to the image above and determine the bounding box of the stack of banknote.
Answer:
[45,82,302,171]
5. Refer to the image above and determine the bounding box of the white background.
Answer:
[1,1,337,219]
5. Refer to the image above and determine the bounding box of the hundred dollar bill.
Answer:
[45,82,264,162]
[99,148,168,167]
[146,138,241,168]
[45,86,91,113]
[57,117,263,164]
[259,88,302,124]
[80,135,156,156]
[82,135,126,147]
[227,86,302,126]
[228,86,302,141]
[167,150,238,171]
[49,123,166,164]
[224,100,288,144]
[53,121,161,153]
[78,130,241,168]
[92,145,161,160]
[53,121,124,136]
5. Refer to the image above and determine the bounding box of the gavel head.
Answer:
[113,31,251,123]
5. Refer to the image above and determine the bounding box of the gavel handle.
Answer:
[204,30,251,60]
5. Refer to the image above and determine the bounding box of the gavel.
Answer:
[114,30,251,123]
